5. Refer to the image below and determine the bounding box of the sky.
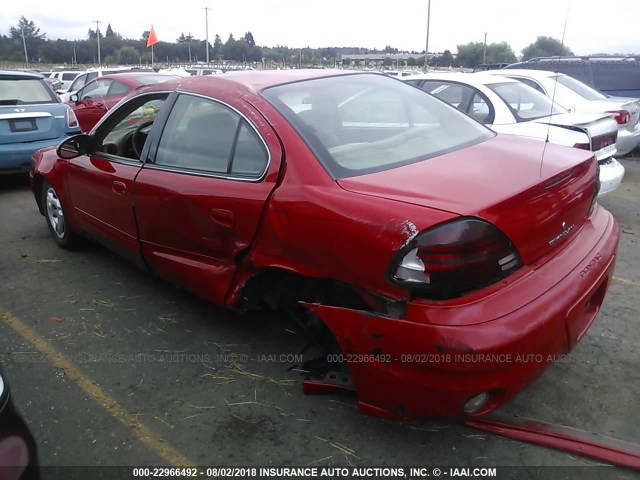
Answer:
[1,0,639,57]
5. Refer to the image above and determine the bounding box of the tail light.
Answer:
[390,218,522,299]
[606,110,630,125]
[66,107,78,129]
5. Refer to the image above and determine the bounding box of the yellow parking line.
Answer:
[0,309,194,467]
[613,275,640,288]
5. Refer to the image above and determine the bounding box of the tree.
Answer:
[212,34,223,59]
[105,24,119,39]
[243,31,255,48]
[485,42,516,64]
[116,46,139,64]
[522,36,573,60]
[455,41,515,67]
[87,28,103,40]
[10,17,46,41]
[455,42,484,68]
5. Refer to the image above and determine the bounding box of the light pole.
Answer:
[203,6,211,64]
[20,25,29,67]
[483,32,487,65]
[93,20,102,66]
[424,0,431,72]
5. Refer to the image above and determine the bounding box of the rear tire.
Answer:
[41,180,81,249]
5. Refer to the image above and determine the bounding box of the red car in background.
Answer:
[65,72,179,132]
[30,70,619,419]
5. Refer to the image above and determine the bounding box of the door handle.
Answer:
[112,181,127,195]
[210,209,234,228]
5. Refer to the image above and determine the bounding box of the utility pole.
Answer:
[203,6,211,64]
[20,25,29,67]
[483,32,487,65]
[424,0,431,72]
[93,20,102,66]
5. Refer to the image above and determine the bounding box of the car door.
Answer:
[72,79,113,132]
[104,79,133,110]
[64,93,167,266]
[133,92,283,306]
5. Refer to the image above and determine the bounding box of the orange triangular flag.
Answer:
[146,26,159,47]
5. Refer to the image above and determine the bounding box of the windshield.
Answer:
[262,73,493,179]
[488,81,564,121]
[555,74,607,101]
[0,78,58,105]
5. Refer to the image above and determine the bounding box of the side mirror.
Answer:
[70,94,79,102]
[56,134,94,159]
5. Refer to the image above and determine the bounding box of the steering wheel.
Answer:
[132,119,155,158]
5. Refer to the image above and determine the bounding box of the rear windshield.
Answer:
[0,77,58,105]
[555,75,607,101]
[262,73,494,179]
[488,81,564,121]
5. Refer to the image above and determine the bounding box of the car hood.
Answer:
[337,134,598,265]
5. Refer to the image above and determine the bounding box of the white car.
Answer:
[405,72,625,196]
[484,68,640,157]
[45,70,82,90]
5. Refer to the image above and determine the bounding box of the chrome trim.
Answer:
[0,112,52,120]
[142,163,266,183]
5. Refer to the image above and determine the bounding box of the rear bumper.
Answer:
[616,124,640,157]
[305,204,619,419]
[598,158,625,197]
[0,136,71,174]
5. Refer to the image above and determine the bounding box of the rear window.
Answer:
[262,73,493,179]
[488,81,563,121]
[0,77,58,105]
[555,75,607,101]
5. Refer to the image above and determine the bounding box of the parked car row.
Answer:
[405,72,625,196]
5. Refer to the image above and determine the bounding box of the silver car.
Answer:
[484,68,640,157]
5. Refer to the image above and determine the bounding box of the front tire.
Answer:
[41,180,81,249]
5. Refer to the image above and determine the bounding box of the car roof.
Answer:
[99,72,179,81]
[141,69,364,96]
[486,69,560,78]
[403,72,519,87]
[0,69,46,79]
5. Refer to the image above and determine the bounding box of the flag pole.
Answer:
[151,44,154,68]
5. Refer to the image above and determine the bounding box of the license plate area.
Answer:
[8,118,37,133]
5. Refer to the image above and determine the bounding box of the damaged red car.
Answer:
[29,70,619,419]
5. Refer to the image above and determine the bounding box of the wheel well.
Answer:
[238,268,371,313]
[32,174,45,215]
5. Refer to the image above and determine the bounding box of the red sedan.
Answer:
[65,72,179,132]
[30,70,619,419]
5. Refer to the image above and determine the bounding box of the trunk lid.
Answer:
[337,135,597,265]
[0,104,69,145]
[580,97,640,132]
[531,112,618,160]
